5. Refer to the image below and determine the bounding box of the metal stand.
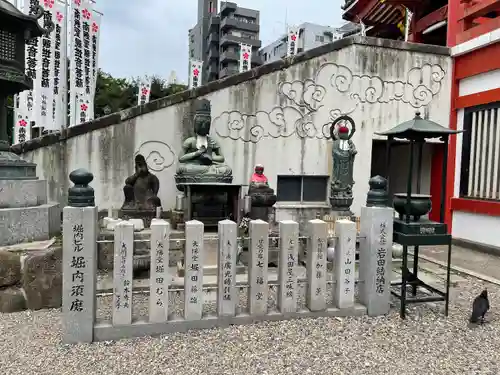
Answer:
[391,228,452,319]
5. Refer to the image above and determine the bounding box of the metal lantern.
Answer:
[375,111,463,319]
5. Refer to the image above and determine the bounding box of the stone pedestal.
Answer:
[248,184,277,221]
[0,146,60,246]
[179,183,242,229]
[119,208,156,228]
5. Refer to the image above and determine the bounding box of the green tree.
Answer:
[93,71,187,118]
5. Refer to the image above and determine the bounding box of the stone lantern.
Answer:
[0,0,47,178]
[0,1,59,247]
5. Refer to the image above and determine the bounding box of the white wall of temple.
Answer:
[22,40,452,217]
[452,69,500,246]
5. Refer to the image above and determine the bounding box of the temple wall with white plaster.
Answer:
[16,37,452,218]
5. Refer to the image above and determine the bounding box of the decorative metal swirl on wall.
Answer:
[212,62,446,143]
[134,141,175,172]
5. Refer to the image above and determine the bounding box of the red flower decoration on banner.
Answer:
[44,0,54,8]
[82,9,91,20]
[291,34,297,41]
[193,68,199,76]
[74,0,81,5]
[80,104,88,111]
[92,22,99,33]
[18,119,27,127]
[243,52,249,60]
[141,88,149,96]
[56,12,63,23]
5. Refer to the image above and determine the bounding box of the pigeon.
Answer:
[402,266,421,285]
[469,289,490,325]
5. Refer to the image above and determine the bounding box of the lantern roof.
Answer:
[375,111,463,140]
[0,0,45,38]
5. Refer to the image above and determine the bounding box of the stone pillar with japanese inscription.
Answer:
[184,220,205,321]
[62,170,98,344]
[113,221,134,326]
[217,220,238,317]
[149,219,170,323]
[306,219,328,311]
[359,205,393,316]
[278,220,299,313]
[333,219,356,309]
[248,219,269,316]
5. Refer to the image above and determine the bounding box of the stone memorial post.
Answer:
[306,219,328,311]
[217,220,238,317]
[62,169,97,344]
[113,221,134,326]
[359,205,393,316]
[248,219,269,316]
[184,220,205,320]
[149,219,170,323]
[334,219,356,308]
[278,220,299,313]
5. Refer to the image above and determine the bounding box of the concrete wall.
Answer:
[452,69,500,247]
[14,37,452,218]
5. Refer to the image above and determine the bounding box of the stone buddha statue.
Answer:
[174,98,233,186]
[329,116,357,213]
[121,154,161,224]
[247,164,276,219]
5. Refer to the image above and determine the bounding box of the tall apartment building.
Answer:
[259,22,347,64]
[188,1,262,84]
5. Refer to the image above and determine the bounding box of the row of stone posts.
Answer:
[62,171,394,344]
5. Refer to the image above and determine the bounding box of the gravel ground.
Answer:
[1,277,500,375]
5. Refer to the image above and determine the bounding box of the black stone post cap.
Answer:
[68,168,95,207]
[366,175,388,207]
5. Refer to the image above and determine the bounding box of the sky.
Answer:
[97,0,343,83]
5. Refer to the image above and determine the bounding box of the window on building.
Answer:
[315,35,325,42]
[460,102,500,201]
[190,49,194,58]
[231,30,242,37]
[208,1,214,13]
[276,175,329,202]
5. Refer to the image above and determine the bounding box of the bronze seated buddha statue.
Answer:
[174,98,233,187]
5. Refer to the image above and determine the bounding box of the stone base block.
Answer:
[0,203,60,246]
[119,209,156,228]
[0,179,47,209]
[0,250,21,287]
[22,247,62,310]
[0,287,27,313]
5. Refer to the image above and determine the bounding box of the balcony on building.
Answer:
[220,48,239,63]
[209,15,220,30]
[219,65,239,78]
[208,31,219,47]
[220,47,262,66]
[220,1,237,16]
[208,45,219,61]
[220,32,262,48]
[220,16,259,33]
